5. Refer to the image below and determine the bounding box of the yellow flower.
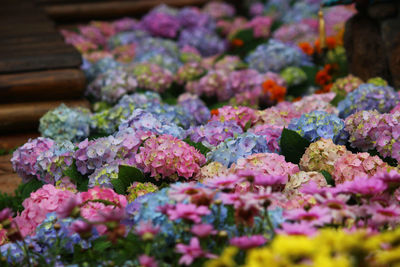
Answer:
[206,247,238,267]
[245,247,277,267]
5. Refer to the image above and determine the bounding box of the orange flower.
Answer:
[315,69,332,86]
[314,39,321,54]
[326,37,337,50]
[323,83,333,92]
[262,79,287,102]
[298,42,314,56]
[211,109,219,116]
[231,38,244,47]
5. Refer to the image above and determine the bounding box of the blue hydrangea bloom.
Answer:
[177,94,210,126]
[84,57,122,83]
[39,104,91,143]
[207,132,271,167]
[118,109,185,139]
[135,51,182,73]
[107,30,149,50]
[338,83,399,118]
[288,110,346,144]
[178,28,227,57]
[246,39,311,73]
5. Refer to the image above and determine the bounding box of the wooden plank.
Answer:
[0,99,90,134]
[0,69,86,103]
[0,24,56,38]
[0,34,63,46]
[0,40,73,55]
[44,0,210,21]
[0,50,82,73]
[0,155,13,174]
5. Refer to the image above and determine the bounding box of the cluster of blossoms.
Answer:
[135,134,206,180]
[186,120,243,148]
[279,66,307,87]
[86,67,138,104]
[288,110,346,144]
[207,133,271,167]
[330,74,363,97]
[177,93,210,125]
[131,63,174,93]
[345,110,400,162]
[209,106,259,130]
[39,104,91,142]
[338,83,399,118]
[246,39,310,73]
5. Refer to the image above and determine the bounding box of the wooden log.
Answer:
[0,99,90,134]
[44,0,211,21]
[0,173,22,194]
[0,69,86,103]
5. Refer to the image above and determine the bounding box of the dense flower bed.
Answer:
[2,0,400,266]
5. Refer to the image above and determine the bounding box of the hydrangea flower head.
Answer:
[141,11,180,38]
[300,138,348,174]
[11,138,55,182]
[288,110,346,144]
[187,120,243,148]
[179,28,227,57]
[127,182,158,202]
[39,104,91,142]
[186,70,231,101]
[280,67,307,87]
[207,133,271,167]
[14,184,75,237]
[338,83,399,118]
[331,74,363,97]
[333,152,388,184]
[246,39,310,73]
[209,105,259,130]
[177,93,210,125]
[135,134,206,180]
[130,63,174,93]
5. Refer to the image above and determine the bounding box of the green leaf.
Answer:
[279,128,311,164]
[93,237,112,252]
[112,165,146,194]
[20,179,44,200]
[321,170,335,186]
[183,138,211,156]
[330,93,346,107]
[111,179,126,195]
[63,163,88,191]
[301,65,319,86]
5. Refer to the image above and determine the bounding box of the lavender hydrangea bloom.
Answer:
[141,11,180,38]
[186,70,232,101]
[136,37,180,59]
[177,93,210,125]
[107,30,149,50]
[118,91,162,109]
[227,69,263,94]
[288,110,347,144]
[338,83,399,118]
[187,120,243,148]
[207,132,271,167]
[246,39,310,73]
[86,67,138,104]
[84,57,122,82]
[88,163,119,188]
[74,137,119,175]
[35,140,75,184]
[146,103,194,130]
[135,51,182,73]
[178,7,215,30]
[282,1,320,23]
[11,138,55,182]
[178,28,227,57]
[118,109,185,139]
[39,104,91,143]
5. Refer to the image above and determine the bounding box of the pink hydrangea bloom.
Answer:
[293,93,338,115]
[210,106,259,130]
[80,186,127,234]
[14,184,75,237]
[135,134,206,180]
[284,171,328,199]
[231,153,299,182]
[257,102,300,127]
[248,124,283,152]
[246,16,273,38]
[333,152,388,184]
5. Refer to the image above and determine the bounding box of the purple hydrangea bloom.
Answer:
[141,11,180,38]
[338,83,399,118]
[178,7,215,30]
[11,138,55,182]
[186,70,232,101]
[178,28,227,57]
[118,109,185,139]
[187,120,243,147]
[177,93,211,125]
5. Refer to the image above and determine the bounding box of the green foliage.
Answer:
[321,170,335,186]
[111,165,146,194]
[279,128,311,164]
[183,138,211,156]
[63,162,88,191]
[330,92,346,107]
[229,28,266,58]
